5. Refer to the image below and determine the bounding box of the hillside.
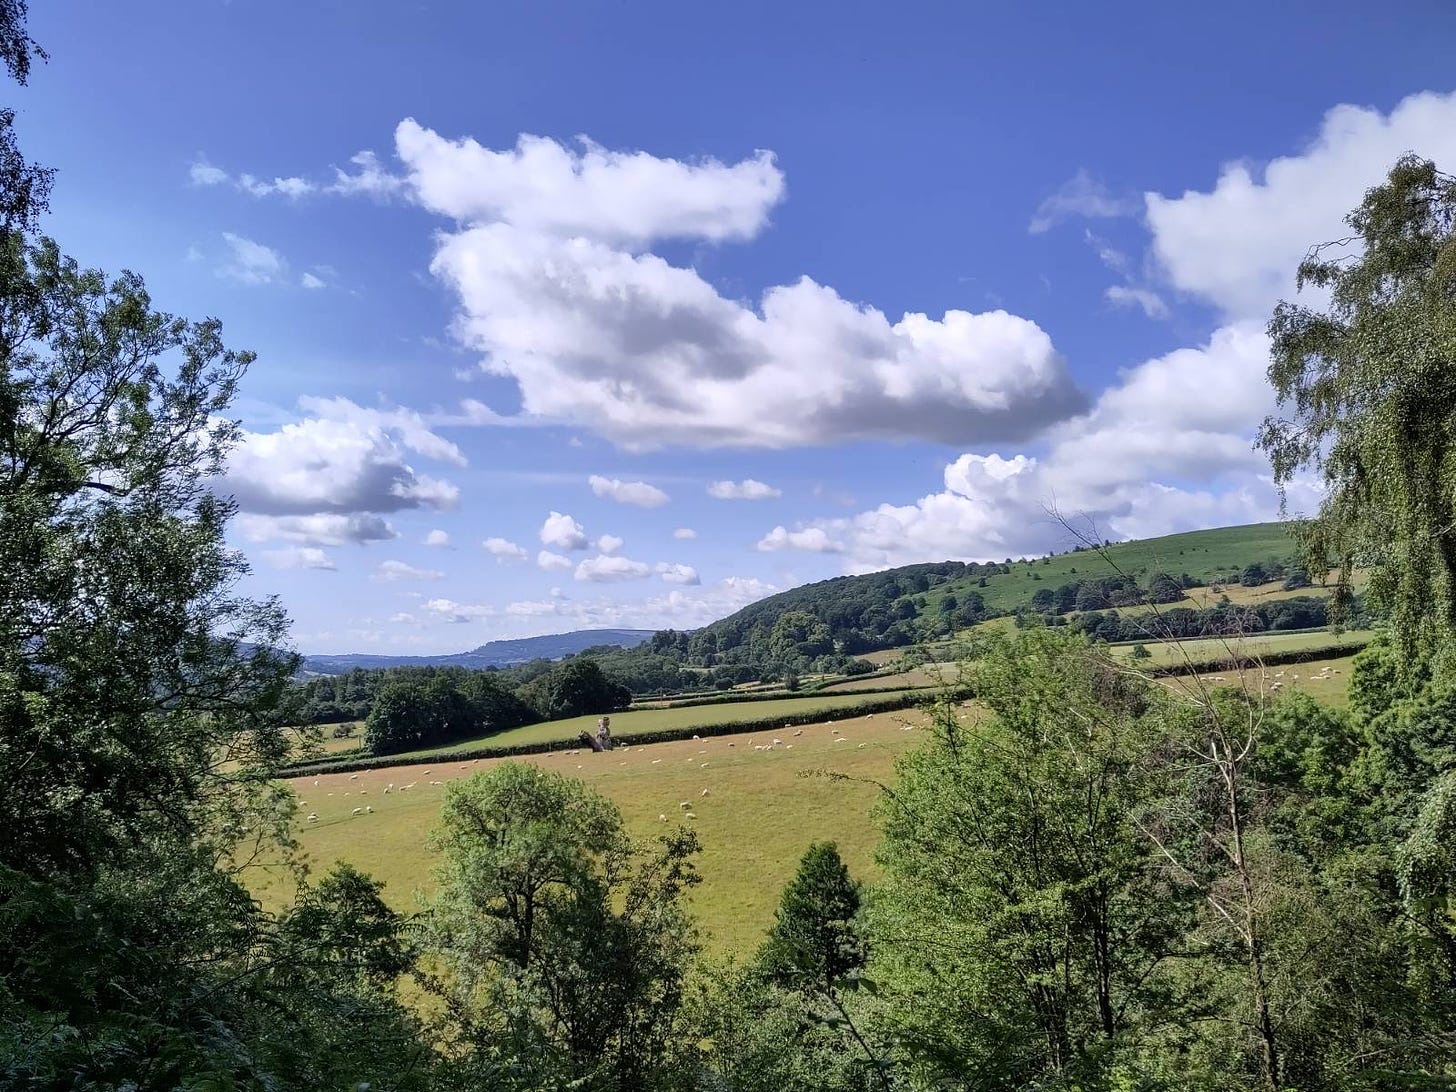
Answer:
[666,521,1305,659]
[301,628,654,675]
[929,521,1301,615]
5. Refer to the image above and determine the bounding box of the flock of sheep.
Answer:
[296,715,916,829]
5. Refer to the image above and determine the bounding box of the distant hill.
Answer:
[297,523,1307,681]
[301,629,655,675]
[655,521,1305,661]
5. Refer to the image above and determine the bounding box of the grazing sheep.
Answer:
[793,730,803,737]
[349,774,359,780]
[684,812,698,820]
[727,742,735,747]
[700,762,709,768]
[659,814,668,822]
[351,807,363,815]
[680,801,691,810]
[366,806,374,814]
[700,788,710,797]
[306,813,318,822]
[772,738,783,746]
[651,758,662,765]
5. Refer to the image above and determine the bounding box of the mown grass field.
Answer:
[1110,627,1374,666]
[259,707,937,954]
[344,690,932,764]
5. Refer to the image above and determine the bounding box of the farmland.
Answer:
[262,707,936,954]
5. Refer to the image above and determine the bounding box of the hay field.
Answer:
[260,706,937,955]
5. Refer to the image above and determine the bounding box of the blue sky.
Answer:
[21,1,1456,653]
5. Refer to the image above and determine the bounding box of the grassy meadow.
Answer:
[261,706,936,954]
[929,521,1301,614]
[262,631,1366,959]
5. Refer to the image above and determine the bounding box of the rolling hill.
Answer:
[301,628,655,675]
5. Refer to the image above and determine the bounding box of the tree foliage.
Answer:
[1260,155,1456,671]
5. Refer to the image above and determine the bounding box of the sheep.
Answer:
[651,758,662,765]
[349,773,359,780]
[700,788,710,797]
[771,737,783,746]
[727,742,735,747]
[306,813,318,822]
[793,729,803,737]
[700,762,709,768]
[680,801,692,810]
[351,807,363,815]
[684,812,698,820]
[658,814,668,822]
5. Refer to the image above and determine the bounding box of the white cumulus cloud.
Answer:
[588,474,670,507]
[597,534,624,554]
[236,513,397,546]
[672,527,697,539]
[482,537,528,562]
[709,478,781,500]
[1145,90,1456,321]
[575,554,652,582]
[399,122,1086,450]
[811,321,1289,571]
[539,511,589,551]
[222,397,462,519]
[756,526,843,553]
[537,550,573,572]
[423,529,450,547]
[655,562,701,585]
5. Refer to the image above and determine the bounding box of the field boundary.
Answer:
[1140,638,1371,677]
[277,688,942,779]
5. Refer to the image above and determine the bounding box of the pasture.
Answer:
[1111,627,1373,666]
[261,707,937,954]
[1164,651,1357,707]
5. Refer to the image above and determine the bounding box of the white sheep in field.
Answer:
[684,812,698,820]
[351,807,363,815]
[700,762,709,768]
[651,759,662,765]
[680,801,691,810]
[793,729,803,737]
[366,806,374,814]
[306,813,318,822]
[727,742,736,747]
[771,737,783,746]
[349,773,359,780]
[659,814,668,822]
[700,788,710,797]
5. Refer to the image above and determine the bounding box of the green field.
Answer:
[260,707,936,954]
[1166,650,1358,707]
[929,521,1300,614]
[1112,627,1373,666]
[297,690,932,768]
